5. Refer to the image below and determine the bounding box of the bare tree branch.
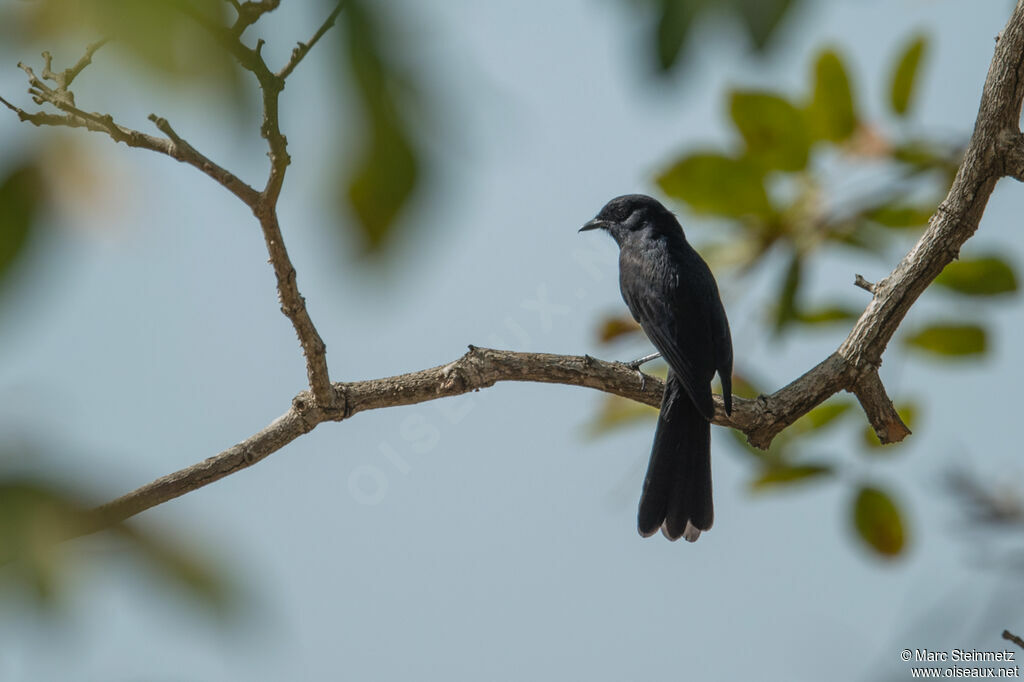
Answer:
[11,2,1024,536]
[41,39,110,94]
[1003,630,1024,650]
[852,369,911,445]
[853,274,876,294]
[278,2,345,81]
[87,348,668,530]
[4,22,335,408]
[0,91,259,206]
[998,129,1024,179]
[184,0,337,404]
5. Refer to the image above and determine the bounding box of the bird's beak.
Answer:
[579,218,610,232]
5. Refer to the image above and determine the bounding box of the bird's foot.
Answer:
[624,352,660,391]
[626,352,661,370]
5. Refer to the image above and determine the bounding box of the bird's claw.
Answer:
[623,352,660,390]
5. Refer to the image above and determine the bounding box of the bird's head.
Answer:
[579,194,680,245]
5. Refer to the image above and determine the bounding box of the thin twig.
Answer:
[155,3,334,404]
[204,7,334,404]
[230,0,281,36]
[1003,630,1024,649]
[278,2,345,80]
[60,38,110,89]
[853,274,876,294]
[1,90,259,206]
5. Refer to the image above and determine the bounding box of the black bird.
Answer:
[580,194,732,542]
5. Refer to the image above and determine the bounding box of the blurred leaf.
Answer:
[852,485,906,557]
[596,314,642,344]
[824,219,889,254]
[751,462,831,490]
[806,49,856,142]
[20,0,234,81]
[585,395,658,438]
[342,0,420,252]
[945,469,1024,525]
[0,477,232,614]
[730,425,784,461]
[863,402,918,449]
[0,481,82,604]
[794,304,859,326]
[346,124,418,251]
[642,0,800,72]
[793,399,854,435]
[729,372,763,400]
[730,91,809,171]
[843,123,891,159]
[889,34,928,117]
[773,252,802,332]
[734,0,799,51]
[891,140,961,174]
[864,202,935,229]
[905,323,987,357]
[657,153,772,218]
[934,256,1018,296]
[0,163,43,285]
[118,525,234,614]
[651,0,702,71]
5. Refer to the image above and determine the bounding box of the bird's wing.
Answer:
[620,249,717,421]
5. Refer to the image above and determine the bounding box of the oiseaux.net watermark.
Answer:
[901,648,1019,678]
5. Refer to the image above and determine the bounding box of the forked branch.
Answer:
[6,1,1024,535]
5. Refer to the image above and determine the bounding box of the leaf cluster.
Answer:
[589,35,1019,558]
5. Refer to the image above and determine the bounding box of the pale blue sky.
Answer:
[1,1,1023,680]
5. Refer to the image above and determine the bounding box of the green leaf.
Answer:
[585,395,658,438]
[824,219,889,254]
[656,153,772,218]
[852,485,906,557]
[596,314,642,344]
[864,203,935,229]
[806,49,856,142]
[652,0,701,71]
[905,323,987,357]
[0,477,234,613]
[342,0,420,253]
[794,305,859,326]
[0,481,81,604]
[891,140,961,175]
[934,256,1018,296]
[730,91,810,171]
[751,463,831,490]
[773,252,802,332]
[647,0,799,69]
[889,35,928,117]
[863,402,918,448]
[22,1,236,84]
[793,400,854,435]
[0,163,43,285]
[733,0,798,51]
[117,524,234,615]
[729,373,764,400]
[346,124,418,251]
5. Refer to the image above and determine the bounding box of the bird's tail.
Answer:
[637,373,713,542]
